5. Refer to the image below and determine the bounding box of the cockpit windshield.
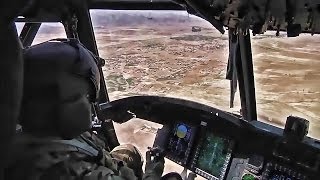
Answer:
[16,10,320,139]
[89,10,320,139]
[91,10,234,110]
[251,34,320,139]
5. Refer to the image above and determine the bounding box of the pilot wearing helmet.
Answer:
[5,39,165,180]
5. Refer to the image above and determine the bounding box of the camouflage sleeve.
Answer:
[82,164,137,180]
[76,133,139,180]
[49,145,138,180]
[81,148,137,180]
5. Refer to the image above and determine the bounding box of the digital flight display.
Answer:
[195,132,233,180]
[166,122,197,165]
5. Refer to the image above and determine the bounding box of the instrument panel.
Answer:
[153,121,235,180]
[153,120,313,180]
[105,96,320,180]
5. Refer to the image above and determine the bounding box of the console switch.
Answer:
[226,158,248,180]
[247,155,264,173]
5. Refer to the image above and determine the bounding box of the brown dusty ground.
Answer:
[93,25,320,138]
[251,34,320,138]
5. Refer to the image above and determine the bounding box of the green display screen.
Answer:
[196,133,231,178]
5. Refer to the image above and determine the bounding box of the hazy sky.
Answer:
[16,10,206,33]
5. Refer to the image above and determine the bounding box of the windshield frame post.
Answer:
[235,30,257,121]
[74,2,110,104]
[19,22,41,47]
[74,2,120,149]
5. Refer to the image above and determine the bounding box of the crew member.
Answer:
[5,39,164,180]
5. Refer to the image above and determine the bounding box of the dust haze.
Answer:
[27,10,320,178]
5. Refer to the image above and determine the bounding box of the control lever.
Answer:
[180,168,197,180]
[181,168,187,180]
[148,146,166,162]
[145,147,166,179]
[148,147,196,180]
[187,172,197,180]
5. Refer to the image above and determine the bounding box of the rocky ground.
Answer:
[93,25,320,138]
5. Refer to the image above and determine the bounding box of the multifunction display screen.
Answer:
[166,122,197,165]
[195,132,232,179]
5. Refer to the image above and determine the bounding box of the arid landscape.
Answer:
[27,10,320,178]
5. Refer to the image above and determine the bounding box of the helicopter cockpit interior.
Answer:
[1,0,320,180]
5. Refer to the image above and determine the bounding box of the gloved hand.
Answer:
[119,164,138,180]
[143,148,165,180]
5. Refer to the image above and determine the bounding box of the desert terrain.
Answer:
[26,10,320,178]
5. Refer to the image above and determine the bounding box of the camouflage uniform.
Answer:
[5,132,162,180]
